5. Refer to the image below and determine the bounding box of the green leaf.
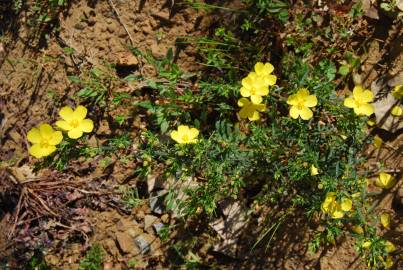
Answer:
[67,75,81,84]
[338,65,350,76]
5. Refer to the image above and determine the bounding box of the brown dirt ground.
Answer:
[0,0,402,269]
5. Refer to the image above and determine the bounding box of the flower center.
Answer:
[297,101,305,110]
[182,134,189,142]
[70,119,80,128]
[40,139,50,148]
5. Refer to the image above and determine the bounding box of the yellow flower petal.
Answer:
[39,124,55,139]
[68,128,83,139]
[48,131,63,145]
[188,128,199,139]
[356,103,374,116]
[286,94,299,106]
[56,120,73,131]
[254,62,274,76]
[352,225,364,235]
[385,256,393,269]
[374,135,383,149]
[344,97,356,108]
[367,118,376,126]
[352,86,364,100]
[170,130,182,143]
[310,165,319,176]
[73,105,88,121]
[29,144,56,158]
[251,95,263,104]
[392,85,403,99]
[375,173,395,189]
[248,111,260,121]
[178,125,189,134]
[241,76,253,89]
[341,198,352,212]
[42,145,57,156]
[304,95,318,107]
[385,241,396,253]
[359,90,374,103]
[380,213,391,229]
[79,119,94,133]
[237,98,249,107]
[289,106,300,119]
[256,103,266,112]
[27,128,41,144]
[59,106,74,121]
[255,85,269,96]
[298,88,310,97]
[239,107,251,119]
[331,209,344,219]
[29,144,46,158]
[264,74,277,86]
[391,105,402,116]
[362,241,372,249]
[240,87,251,97]
[299,107,313,120]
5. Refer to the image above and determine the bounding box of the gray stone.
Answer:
[152,223,164,234]
[149,190,165,214]
[134,235,151,255]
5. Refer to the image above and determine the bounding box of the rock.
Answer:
[115,232,135,254]
[74,23,86,30]
[151,43,166,59]
[144,215,158,230]
[103,262,113,270]
[107,26,115,33]
[147,174,165,192]
[398,0,403,11]
[371,79,403,132]
[152,223,164,234]
[134,234,151,254]
[142,23,152,34]
[103,239,119,257]
[209,199,249,258]
[161,214,169,223]
[116,219,136,232]
[149,190,166,214]
[116,51,138,66]
[127,227,143,238]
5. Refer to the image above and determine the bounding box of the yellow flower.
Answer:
[240,72,270,104]
[352,225,364,235]
[384,256,393,269]
[375,173,395,189]
[385,241,396,253]
[56,105,94,139]
[253,62,277,86]
[340,197,352,212]
[344,86,374,116]
[392,84,403,99]
[374,135,383,149]
[287,88,318,120]
[170,125,199,144]
[391,105,402,116]
[321,192,344,219]
[380,213,391,229]
[367,118,376,126]
[237,98,266,121]
[310,165,319,176]
[362,241,372,249]
[27,123,63,158]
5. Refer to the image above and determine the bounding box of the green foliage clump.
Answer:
[78,244,104,270]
